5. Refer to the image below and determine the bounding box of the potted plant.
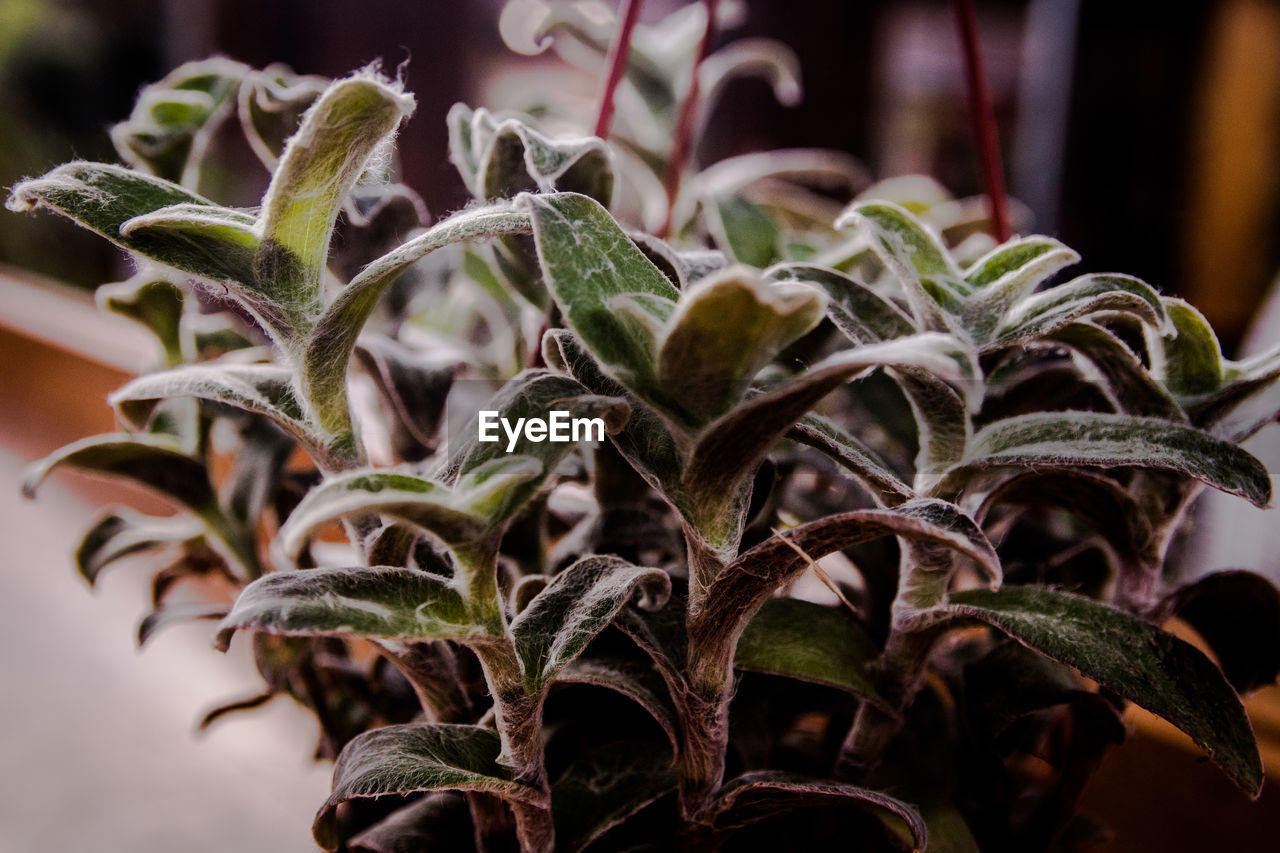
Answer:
[9,2,1279,850]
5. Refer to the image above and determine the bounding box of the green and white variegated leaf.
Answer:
[522,191,680,391]
[991,273,1168,350]
[302,201,530,435]
[109,58,247,186]
[938,586,1263,796]
[213,566,472,651]
[706,771,927,848]
[735,598,884,703]
[511,555,671,694]
[789,414,914,506]
[836,201,967,330]
[960,236,1080,342]
[75,507,203,586]
[312,724,545,851]
[97,275,186,365]
[929,411,1270,507]
[765,262,916,344]
[551,742,678,853]
[255,72,414,335]
[109,364,342,465]
[277,459,538,559]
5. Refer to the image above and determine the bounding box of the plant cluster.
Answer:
[9,3,1280,851]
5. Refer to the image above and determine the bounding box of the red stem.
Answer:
[658,0,721,238]
[953,0,1011,242]
[594,0,645,139]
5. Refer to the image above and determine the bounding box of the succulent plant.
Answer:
[9,3,1280,851]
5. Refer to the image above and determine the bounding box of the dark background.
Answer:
[2,0,1277,341]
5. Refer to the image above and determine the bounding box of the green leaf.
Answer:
[238,65,329,168]
[22,432,215,514]
[302,201,530,434]
[551,742,678,853]
[837,201,966,328]
[522,192,680,388]
[695,499,998,644]
[655,269,826,424]
[96,275,186,365]
[1149,298,1225,398]
[256,73,414,326]
[992,274,1168,349]
[705,195,783,268]
[1048,322,1185,420]
[75,507,202,586]
[706,771,927,849]
[736,598,884,702]
[766,262,916,344]
[789,414,914,505]
[110,58,247,185]
[313,724,545,851]
[940,586,1263,795]
[277,462,536,558]
[960,236,1080,342]
[213,566,472,651]
[109,364,334,460]
[511,555,671,693]
[932,411,1271,506]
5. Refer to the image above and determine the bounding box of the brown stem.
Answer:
[953,0,1011,242]
[658,0,721,237]
[594,0,645,139]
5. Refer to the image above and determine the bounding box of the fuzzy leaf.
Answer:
[313,724,544,851]
[522,191,680,387]
[256,73,414,325]
[655,269,826,423]
[303,201,530,433]
[766,262,916,344]
[789,415,914,505]
[552,742,678,853]
[696,499,998,641]
[22,433,215,513]
[511,555,671,693]
[214,566,472,651]
[277,461,537,558]
[961,237,1080,342]
[941,586,1263,795]
[1160,570,1280,693]
[238,65,329,167]
[736,598,884,702]
[707,771,927,848]
[837,201,966,328]
[97,275,186,364]
[1049,322,1185,420]
[992,274,1167,349]
[933,412,1270,506]
[137,602,227,647]
[347,794,473,853]
[1150,298,1225,398]
[355,336,458,461]
[75,508,202,586]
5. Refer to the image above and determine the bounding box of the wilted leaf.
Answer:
[940,586,1263,795]
[313,723,544,851]
[735,598,883,702]
[511,555,671,693]
[214,566,472,651]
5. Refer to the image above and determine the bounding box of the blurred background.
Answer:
[1,0,1279,850]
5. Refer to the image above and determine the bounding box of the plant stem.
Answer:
[594,0,645,139]
[953,0,1011,242]
[658,0,721,237]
